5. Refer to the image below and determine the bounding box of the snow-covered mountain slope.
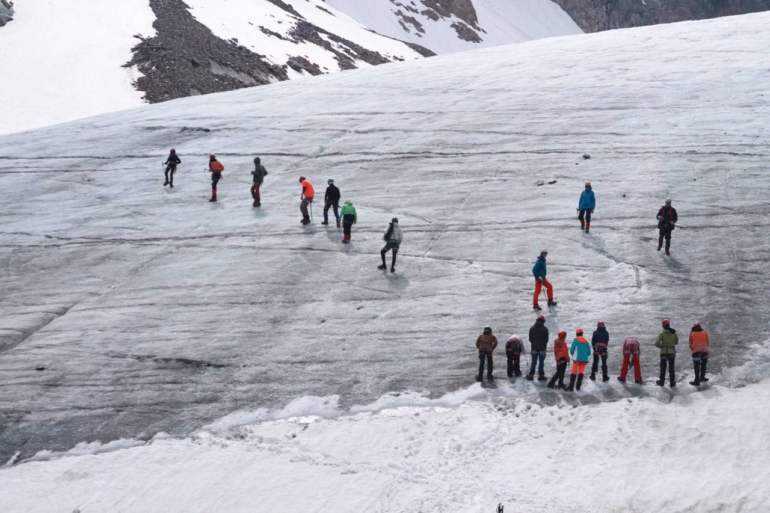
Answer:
[327,0,582,53]
[0,0,581,136]
[0,9,769,502]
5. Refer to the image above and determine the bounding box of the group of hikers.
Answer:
[475,318,711,390]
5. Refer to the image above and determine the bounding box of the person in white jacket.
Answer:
[378,218,403,273]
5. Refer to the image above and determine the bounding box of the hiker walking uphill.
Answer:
[299,176,315,225]
[618,337,643,384]
[578,181,595,232]
[526,314,549,381]
[590,321,610,382]
[379,218,402,273]
[566,328,592,391]
[476,326,498,382]
[505,333,524,378]
[548,330,570,389]
[655,319,679,387]
[532,249,556,311]
[323,179,341,227]
[163,148,181,188]
[689,322,710,386]
[340,201,357,243]
[657,198,678,255]
[208,154,224,202]
[251,157,267,207]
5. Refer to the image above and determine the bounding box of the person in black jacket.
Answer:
[657,198,678,255]
[251,157,267,207]
[323,179,341,227]
[526,314,549,381]
[163,148,181,188]
[589,321,610,382]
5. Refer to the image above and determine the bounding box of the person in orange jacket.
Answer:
[476,326,498,382]
[689,322,710,386]
[208,154,224,202]
[548,330,570,389]
[566,328,591,391]
[299,176,315,225]
[618,337,643,384]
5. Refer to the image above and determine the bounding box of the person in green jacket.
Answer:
[340,201,357,243]
[654,318,679,387]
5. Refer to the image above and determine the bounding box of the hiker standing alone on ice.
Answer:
[299,176,315,225]
[657,198,678,255]
[251,157,267,207]
[163,148,181,188]
[379,218,402,272]
[578,181,595,232]
[323,179,341,227]
[655,319,678,387]
[208,154,224,202]
[689,321,710,386]
[532,249,556,311]
[476,326,498,382]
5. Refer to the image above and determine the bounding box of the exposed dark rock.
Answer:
[396,10,427,34]
[287,56,324,75]
[421,0,480,29]
[451,21,481,42]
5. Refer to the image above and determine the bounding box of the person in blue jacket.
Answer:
[578,182,596,233]
[566,328,592,391]
[532,249,556,311]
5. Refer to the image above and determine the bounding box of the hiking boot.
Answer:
[617,377,626,383]
[476,375,483,382]
[537,374,547,381]
[533,304,542,311]
[301,219,311,225]
[378,264,387,270]
[321,220,329,225]
[525,374,534,381]
[635,379,643,384]
[656,380,665,386]
[336,219,341,228]
[547,383,558,390]
[163,181,169,186]
[547,299,557,307]
[665,248,670,255]
[689,380,700,387]
[589,372,596,381]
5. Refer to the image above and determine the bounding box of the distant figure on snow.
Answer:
[590,320,610,382]
[526,314,549,381]
[476,326,498,382]
[566,328,591,391]
[657,198,678,255]
[618,337,642,384]
[251,157,267,207]
[547,330,570,389]
[378,218,402,273]
[505,333,524,378]
[689,321,710,387]
[163,148,181,188]
[654,318,678,387]
[578,181,595,232]
[208,154,224,202]
[532,249,556,311]
[340,201,357,243]
[323,179,341,227]
[299,176,315,225]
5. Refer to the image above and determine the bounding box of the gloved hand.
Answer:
[590,209,594,213]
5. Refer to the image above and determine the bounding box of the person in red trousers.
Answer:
[618,337,642,384]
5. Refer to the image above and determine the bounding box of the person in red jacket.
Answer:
[299,176,315,225]
[618,337,643,384]
[476,326,498,382]
[657,198,678,255]
[505,333,524,378]
[689,322,710,386]
[548,330,570,389]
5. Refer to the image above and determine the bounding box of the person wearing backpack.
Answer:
[476,326,498,382]
[323,179,341,227]
[505,333,524,378]
[618,337,643,384]
[654,318,679,387]
[589,320,610,382]
[566,328,591,391]
[251,157,267,207]
[548,330,570,389]
[340,201,357,243]
[163,148,181,188]
[378,218,402,273]
[208,154,224,202]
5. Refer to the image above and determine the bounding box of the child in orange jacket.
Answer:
[547,330,570,389]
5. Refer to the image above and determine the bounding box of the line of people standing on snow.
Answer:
[476,318,710,390]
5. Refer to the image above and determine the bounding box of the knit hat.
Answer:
[509,333,521,342]
[597,321,605,327]
[392,217,399,224]
[537,314,545,322]
[693,321,701,327]
[540,248,548,254]
[483,326,492,335]
[558,330,567,338]
[209,154,216,160]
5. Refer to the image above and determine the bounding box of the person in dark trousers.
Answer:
[164,148,181,188]
[323,179,341,227]
[526,314,549,381]
[251,157,267,207]
[505,333,524,378]
[566,328,592,391]
[548,330,570,389]
[657,198,678,255]
[532,249,556,310]
[689,321,710,386]
[208,154,224,202]
[655,318,679,387]
[379,218,403,272]
[618,337,643,384]
[476,326,498,382]
[578,181,595,232]
[590,320,610,382]
[340,201,357,243]
[299,176,315,224]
